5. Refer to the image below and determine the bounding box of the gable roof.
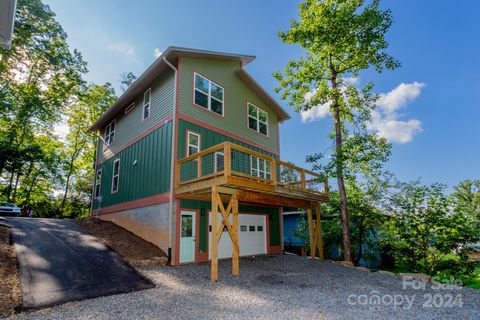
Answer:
[89,46,290,132]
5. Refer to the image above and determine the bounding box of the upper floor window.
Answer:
[143,88,151,120]
[248,103,268,136]
[251,155,271,180]
[125,102,135,114]
[194,73,224,116]
[104,119,116,148]
[111,159,120,193]
[187,131,200,156]
[94,169,102,198]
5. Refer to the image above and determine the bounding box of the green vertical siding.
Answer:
[93,122,172,209]
[177,119,276,159]
[179,57,280,152]
[179,199,280,252]
[98,68,175,162]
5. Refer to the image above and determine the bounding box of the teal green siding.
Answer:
[177,119,276,159]
[93,122,172,209]
[179,57,280,152]
[179,199,281,252]
[98,68,175,162]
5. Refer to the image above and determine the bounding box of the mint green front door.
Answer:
[180,211,196,263]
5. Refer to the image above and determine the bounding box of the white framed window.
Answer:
[94,169,102,198]
[187,131,200,156]
[248,103,268,136]
[251,155,271,180]
[104,119,116,149]
[125,102,135,114]
[143,88,151,120]
[111,159,120,193]
[214,152,224,172]
[194,73,224,116]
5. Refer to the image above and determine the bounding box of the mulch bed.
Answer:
[0,225,22,317]
[76,218,168,267]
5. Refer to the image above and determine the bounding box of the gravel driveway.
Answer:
[6,255,480,320]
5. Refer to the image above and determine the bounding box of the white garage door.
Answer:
[209,213,267,259]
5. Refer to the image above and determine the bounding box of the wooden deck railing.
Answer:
[176,141,328,196]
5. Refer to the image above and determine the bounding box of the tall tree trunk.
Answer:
[331,72,353,263]
[12,169,21,203]
[6,167,16,202]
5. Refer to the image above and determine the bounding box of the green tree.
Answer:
[452,180,480,220]
[0,0,86,210]
[274,0,399,261]
[383,182,479,275]
[119,72,137,92]
[60,83,116,214]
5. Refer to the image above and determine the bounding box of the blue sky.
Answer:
[45,0,479,189]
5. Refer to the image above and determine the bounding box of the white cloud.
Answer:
[300,90,331,122]
[300,103,331,122]
[369,81,426,144]
[370,111,422,144]
[377,82,426,114]
[153,48,163,58]
[107,42,136,57]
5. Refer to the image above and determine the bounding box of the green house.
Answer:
[88,47,328,268]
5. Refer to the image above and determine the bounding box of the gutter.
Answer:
[163,56,177,264]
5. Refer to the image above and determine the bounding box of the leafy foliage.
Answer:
[275,0,399,262]
[0,0,117,218]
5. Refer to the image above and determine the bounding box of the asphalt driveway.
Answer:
[5,217,153,310]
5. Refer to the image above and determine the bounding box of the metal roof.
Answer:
[88,46,290,132]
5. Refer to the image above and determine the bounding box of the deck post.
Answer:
[307,207,316,259]
[224,142,231,177]
[232,194,239,276]
[211,186,218,281]
[315,202,324,260]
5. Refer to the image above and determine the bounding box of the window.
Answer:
[214,152,224,172]
[125,102,135,114]
[194,73,224,116]
[240,225,247,232]
[111,159,120,193]
[143,88,151,120]
[181,215,193,237]
[94,170,102,198]
[187,131,200,156]
[251,156,271,180]
[104,119,116,148]
[249,226,255,232]
[248,103,268,136]
[257,226,263,232]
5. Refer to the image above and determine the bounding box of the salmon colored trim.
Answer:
[91,192,170,216]
[174,204,181,266]
[177,113,280,156]
[175,208,199,265]
[96,115,173,165]
[269,246,282,254]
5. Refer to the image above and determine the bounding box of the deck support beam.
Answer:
[307,203,324,259]
[210,186,239,281]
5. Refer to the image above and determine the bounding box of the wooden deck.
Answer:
[175,141,328,281]
[175,142,329,208]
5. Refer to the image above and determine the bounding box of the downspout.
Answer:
[163,56,177,264]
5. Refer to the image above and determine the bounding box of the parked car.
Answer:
[0,202,21,217]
